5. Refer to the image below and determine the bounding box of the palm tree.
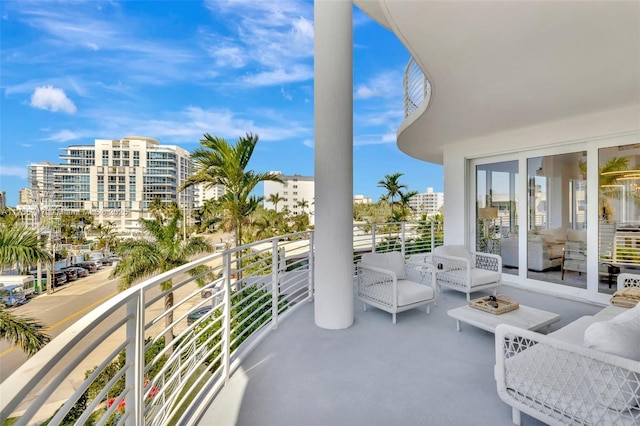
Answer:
[398,190,419,221]
[92,221,119,254]
[110,211,213,346]
[267,192,285,213]
[0,225,52,356]
[181,133,284,248]
[0,307,51,357]
[296,199,309,214]
[377,172,408,217]
[0,225,52,273]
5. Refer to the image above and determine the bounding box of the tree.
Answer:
[92,221,119,253]
[110,211,213,346]
[181,133,284,248]
[0,225,52,273]
[296,199,309,214]
[0,225,52,356]
[148,197,180,224]
[378,172,408,217]
[267,193,285,213]
[398,190,418,221]
[0,307,51,357]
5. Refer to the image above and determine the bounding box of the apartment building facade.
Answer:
[408,187,443,218]
[263,172,315,221]
[25,136,193,236]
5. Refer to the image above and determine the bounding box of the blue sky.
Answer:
[0,0,443,207]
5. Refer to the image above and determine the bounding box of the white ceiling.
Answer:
[354,1,640,164]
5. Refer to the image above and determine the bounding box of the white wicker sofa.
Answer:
[495,279,640,425]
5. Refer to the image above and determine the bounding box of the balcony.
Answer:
[0,222,602,425]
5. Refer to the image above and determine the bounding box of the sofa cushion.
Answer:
[583,304,640,410]
[361,252,406,280]
[538,227,566,244]
[567,228,587,242]
[396,279,434,307]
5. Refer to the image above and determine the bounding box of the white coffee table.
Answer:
[447,304,560,333]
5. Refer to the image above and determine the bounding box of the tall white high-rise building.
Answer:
[27,136,194,235]
[263,172,315,222]
[194,183,226,208]
[408,187,444,218]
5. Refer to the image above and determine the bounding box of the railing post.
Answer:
[401,222,406,255]
[271,239,280,329]
[125,289,144,426]
[431,221,435,252]
[308,232,314,301]
[372,225,377,253]
[222,251,232,385]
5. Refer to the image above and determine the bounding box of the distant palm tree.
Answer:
[267,192,285,213]
[181,133,284,248]
[398,190,419,221]
[0,225,52,356]
[110,211,213,346]
[378,172,408,217]
[296,199,309,214]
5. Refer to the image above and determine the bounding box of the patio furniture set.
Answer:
[356,248,640,425]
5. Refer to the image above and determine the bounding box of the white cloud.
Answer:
[203,0,313,87]
[302,139,314,148]
[30,86,77,114]
[354,71,402,100]
[44,129,82,142]
[0,166,28,179]
[243,65,313,87]
[353,133,397,146]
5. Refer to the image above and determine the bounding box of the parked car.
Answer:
[73,261,98,273]
[53,271,68,287]
[100,256,121,266]
[187,306,213,325]
[0,284,27,307]
[60,268,77,282]
[65,266,89,278]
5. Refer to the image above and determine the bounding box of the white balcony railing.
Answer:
[0,221,443,425]
[403,57,431,118]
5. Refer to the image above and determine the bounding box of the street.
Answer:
[0,267,119,383]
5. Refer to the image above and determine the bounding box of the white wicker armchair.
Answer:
[356,251,436,324]
[431,245,501,301]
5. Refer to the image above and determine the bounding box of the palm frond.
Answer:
[0,306,50,357]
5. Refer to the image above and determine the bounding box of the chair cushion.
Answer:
[396,279,434,307]
[442,269,500,287]
[433,245,473,266]
[361,252,406,280]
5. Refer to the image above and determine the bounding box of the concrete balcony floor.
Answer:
[200,283,603,426]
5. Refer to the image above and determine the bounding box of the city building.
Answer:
[18,188,31,205]
[408,187,443,217]
[263,172,314,220]
[353,195,372,204]
[194,183,226,208]
[26,136,194,236]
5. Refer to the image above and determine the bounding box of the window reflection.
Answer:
[599,144,640,293]
[527,152,587,287]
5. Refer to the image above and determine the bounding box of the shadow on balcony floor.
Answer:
[199,284,603,426]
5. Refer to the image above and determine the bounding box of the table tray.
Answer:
[469,294,519,315]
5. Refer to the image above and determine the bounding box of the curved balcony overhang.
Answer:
[355,0,640,164]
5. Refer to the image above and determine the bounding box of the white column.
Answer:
[314,0,354,329]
